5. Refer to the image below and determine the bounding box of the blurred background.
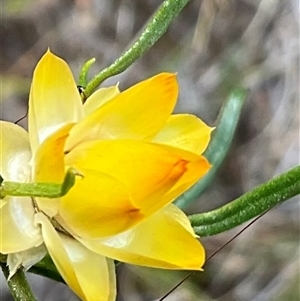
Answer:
[1,0,299,300]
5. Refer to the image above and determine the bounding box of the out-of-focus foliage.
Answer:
[1,0,299,300]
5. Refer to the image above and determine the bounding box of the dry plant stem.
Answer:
[1,263,37,301]
[84,0,190,98]
[190,165,300,236]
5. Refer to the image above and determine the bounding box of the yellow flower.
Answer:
[0,50,213,301]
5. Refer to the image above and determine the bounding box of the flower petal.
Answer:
[58,168,143,239]
[0,197,43,254]
[32,123,74,217]
[35,213,116,301]
[163,203,198,236]
[65,139,210,216]
[33,123,74,183]
[66,73,178,150]
[0,121,31,182]
[78,204,205,270]
[152,114,214,154]
[83,86,120,115]
[157,146,210,212]
[28,50,83,154]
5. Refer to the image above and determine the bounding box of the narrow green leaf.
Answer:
[175,87,247,209]
[190,165,300,236]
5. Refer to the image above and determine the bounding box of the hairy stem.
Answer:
[84,0,190,97]
[190,166,300,236]
[1,263,37,301]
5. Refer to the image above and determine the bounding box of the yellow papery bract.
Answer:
[65,73,178,151]
[153,114,214,154]
[78,204,205,270]
[33,123,74,183]
[0,197,43,254]
[64,139,207,215]
[1,50,213,301]
[83,86,120,115]
[0,121,31,182]
[161,203,197,236]
[35,213,117,301]
[28,50,83,154]
[60,239,116,301]
[158,146,211,212]
[32,123,74,217]
[58,168,143,238]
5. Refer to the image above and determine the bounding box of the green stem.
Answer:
[1,253,64,284]
[190,165,300,236]
[0,168,78,199]
[84,0,190,98]
[1,263,37,301]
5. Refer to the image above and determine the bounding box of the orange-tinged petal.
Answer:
[65,139,203,214]
[66,73,178,150]
[33,123,74,183]
[78,204,205,270]
[137,144,211,216]
[28,50,83,154]
[58,168,143,239]
[35,213,116,301]
[157,146,211,213]
[0,121,31,182]
[32,123,74,217]
[0,197,42,254]
[83,86,120,115]
[152,114,214,154]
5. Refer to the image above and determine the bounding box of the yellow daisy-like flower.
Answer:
[0,50,213,301]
